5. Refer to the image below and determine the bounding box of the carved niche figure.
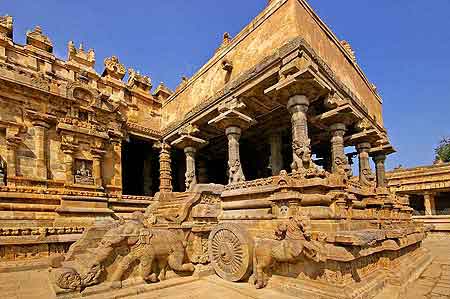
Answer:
[251,216,323,289]
[54,212,194,291]
[74,159,94,185]
[0,156,6,185]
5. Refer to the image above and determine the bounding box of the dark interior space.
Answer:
[172,149,186,192]
[206,158,227,185]
[122,136,159,196]
[240,139,271,180]
[409,194,425,215]
[435,192,450,215]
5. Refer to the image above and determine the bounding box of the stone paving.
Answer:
[0,268,54,299]
[402,234,450,299]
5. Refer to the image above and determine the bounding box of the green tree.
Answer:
[435,137,450,163]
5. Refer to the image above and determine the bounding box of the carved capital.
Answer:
[153,141,171,153]
[209,98,256,131]
[287,95,309,114]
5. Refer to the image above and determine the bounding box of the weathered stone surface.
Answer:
[0,1,434,299]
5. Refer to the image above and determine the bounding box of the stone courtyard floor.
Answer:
[1,234,450,299]
[401,234,450,299]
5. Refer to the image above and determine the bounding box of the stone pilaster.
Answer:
[287,95,313,172]
[226,126,245,184]
[424,192,436,216]
[62,149,75,185]
[32,120,50,180]
[91,149,105,189]
[356,142,375,187]
[373,154,387,188]
[61,135,77,186]
[5,127,22,184]
[184,147,197,191]
[330,123,350,176]
[111,139,122,189]
[5,138,19,183]
[154,142,172,193]
[269,131,283,176]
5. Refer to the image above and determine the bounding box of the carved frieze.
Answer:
[30,72,50,91]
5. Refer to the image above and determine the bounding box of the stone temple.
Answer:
[0,1,443,298]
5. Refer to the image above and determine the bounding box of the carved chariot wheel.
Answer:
[209,223,253,282]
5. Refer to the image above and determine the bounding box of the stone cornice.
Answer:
[125,121,161,140]
[162,37,386,138]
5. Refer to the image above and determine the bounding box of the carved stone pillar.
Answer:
[356,142,375,187]
[226,126,245,184]
[32,121,50,180]
[287,95,312,172]
[424,192,436,216]
[208,98,256,184]
[171,125,208,191]
[330,123,350,176]
[269,131,283,176]
[373,154,387,188]
[184,147,197,191]
[154,142,172,193]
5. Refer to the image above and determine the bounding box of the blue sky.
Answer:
[2,0,450,170]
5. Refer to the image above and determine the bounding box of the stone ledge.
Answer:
[55,207,114,214]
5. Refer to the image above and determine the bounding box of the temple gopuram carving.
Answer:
[0,1,433,298]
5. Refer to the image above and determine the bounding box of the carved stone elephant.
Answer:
[54,212,195,291]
